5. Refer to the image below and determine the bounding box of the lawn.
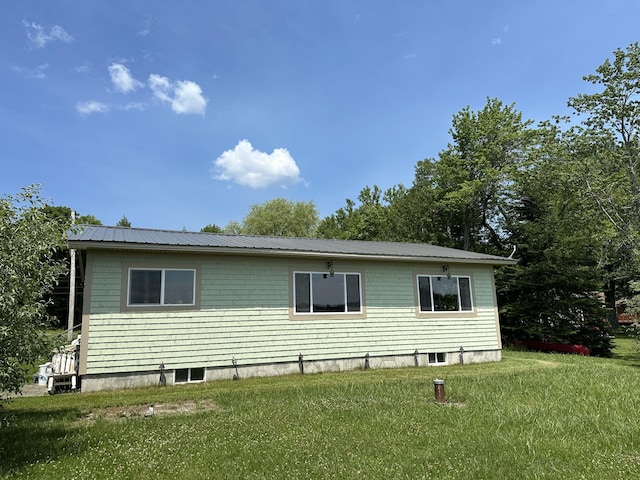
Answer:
[1,338,640,479]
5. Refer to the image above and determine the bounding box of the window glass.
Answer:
[346,274,361,312]
[129,270,161,305]
[176,367,204,383]
[432,276,459,311]
[295,273,311,313]
[418,276,432,311]
[294,272,362,314]
[459,277,472,311]
[128,268,195,307]
[418,275,473,313]
[428,352,446,364]
[164,270,195,305]
[312,273,345,312]
[175,368,189,383]
[190,367,205,382]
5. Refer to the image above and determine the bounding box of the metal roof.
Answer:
[67,225,517,265]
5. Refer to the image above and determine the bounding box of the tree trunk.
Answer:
[605,278,618,329]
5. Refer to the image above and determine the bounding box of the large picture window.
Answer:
[128,268,195,306]
[417,275,473,313]
[294,272,362,314]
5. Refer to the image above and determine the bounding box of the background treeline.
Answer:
[56,43,640,356]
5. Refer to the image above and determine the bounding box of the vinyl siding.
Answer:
[83,251,501,375]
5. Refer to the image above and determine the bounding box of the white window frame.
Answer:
[127,268,196,307]
[428,352,447,365]
[417,275,473,313]
[293,271,363,315]
[174,367,205,384]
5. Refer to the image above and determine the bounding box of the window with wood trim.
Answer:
[128,268,196,306]
[294,272,362,314]
[417,275,473,313]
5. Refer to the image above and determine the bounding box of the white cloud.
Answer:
[73,62,91,74]
[138,16,153,36]
[76,100,109,115]
[172,80,207,114]
[23,21,73,48]
[108,63,143,93]
[12,63,49,79]
[122,102,147,111]
[148,74,172,101]
[148,74,207,115]
[212,140,303,188]
[492,24,510,46]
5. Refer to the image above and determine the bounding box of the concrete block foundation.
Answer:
[80,349,502,393]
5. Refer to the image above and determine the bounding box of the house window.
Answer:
[128,268,195,306]
[174,367,205,384]
[417,275,473,312]
[428,352,447,365]
[294,272,362,314]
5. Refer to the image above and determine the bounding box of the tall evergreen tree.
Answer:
[498,124,613,355]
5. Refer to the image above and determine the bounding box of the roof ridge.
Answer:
[68,225,517,265]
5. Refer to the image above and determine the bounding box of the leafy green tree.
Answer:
[568,42,640,220]
[77,214,101,225]
[201,224,224,233]
[241,198,318,237]
[409,98,538,253]
[223,221,244,235]
[567,42,640,325]
[0,185,70,395]
[317,185,401,241]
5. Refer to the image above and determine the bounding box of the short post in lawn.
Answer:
[433,378,446,404]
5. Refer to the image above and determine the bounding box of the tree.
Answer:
[39,207,87,329]
[241,198,319,237]
[567,42,640,326]
[497,124,613,356]
[77,214,102,225]
[116,215,131,227]
[397,98,538,254]
[0,185,70,395]
[568,43,640,222]
[316,185,400,241]
[223,221,243,235]
[201,224,224,233]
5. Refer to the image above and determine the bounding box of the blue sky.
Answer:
[2,1,639,231]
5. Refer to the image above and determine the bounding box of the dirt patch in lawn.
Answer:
[75,399,222,425]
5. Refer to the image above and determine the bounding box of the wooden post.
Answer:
[433,379,446,404]
[67,211,76,342]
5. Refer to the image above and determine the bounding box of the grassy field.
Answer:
[1,338,640,479]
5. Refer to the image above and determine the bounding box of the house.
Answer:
[67,225,517,392]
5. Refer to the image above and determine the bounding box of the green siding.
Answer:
[83,251,502,375]
[201,257,288,309]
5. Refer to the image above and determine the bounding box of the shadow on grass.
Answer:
[609,334,640,367]
[0,406,82,475]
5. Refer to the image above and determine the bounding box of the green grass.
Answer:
[2,338,640,479]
